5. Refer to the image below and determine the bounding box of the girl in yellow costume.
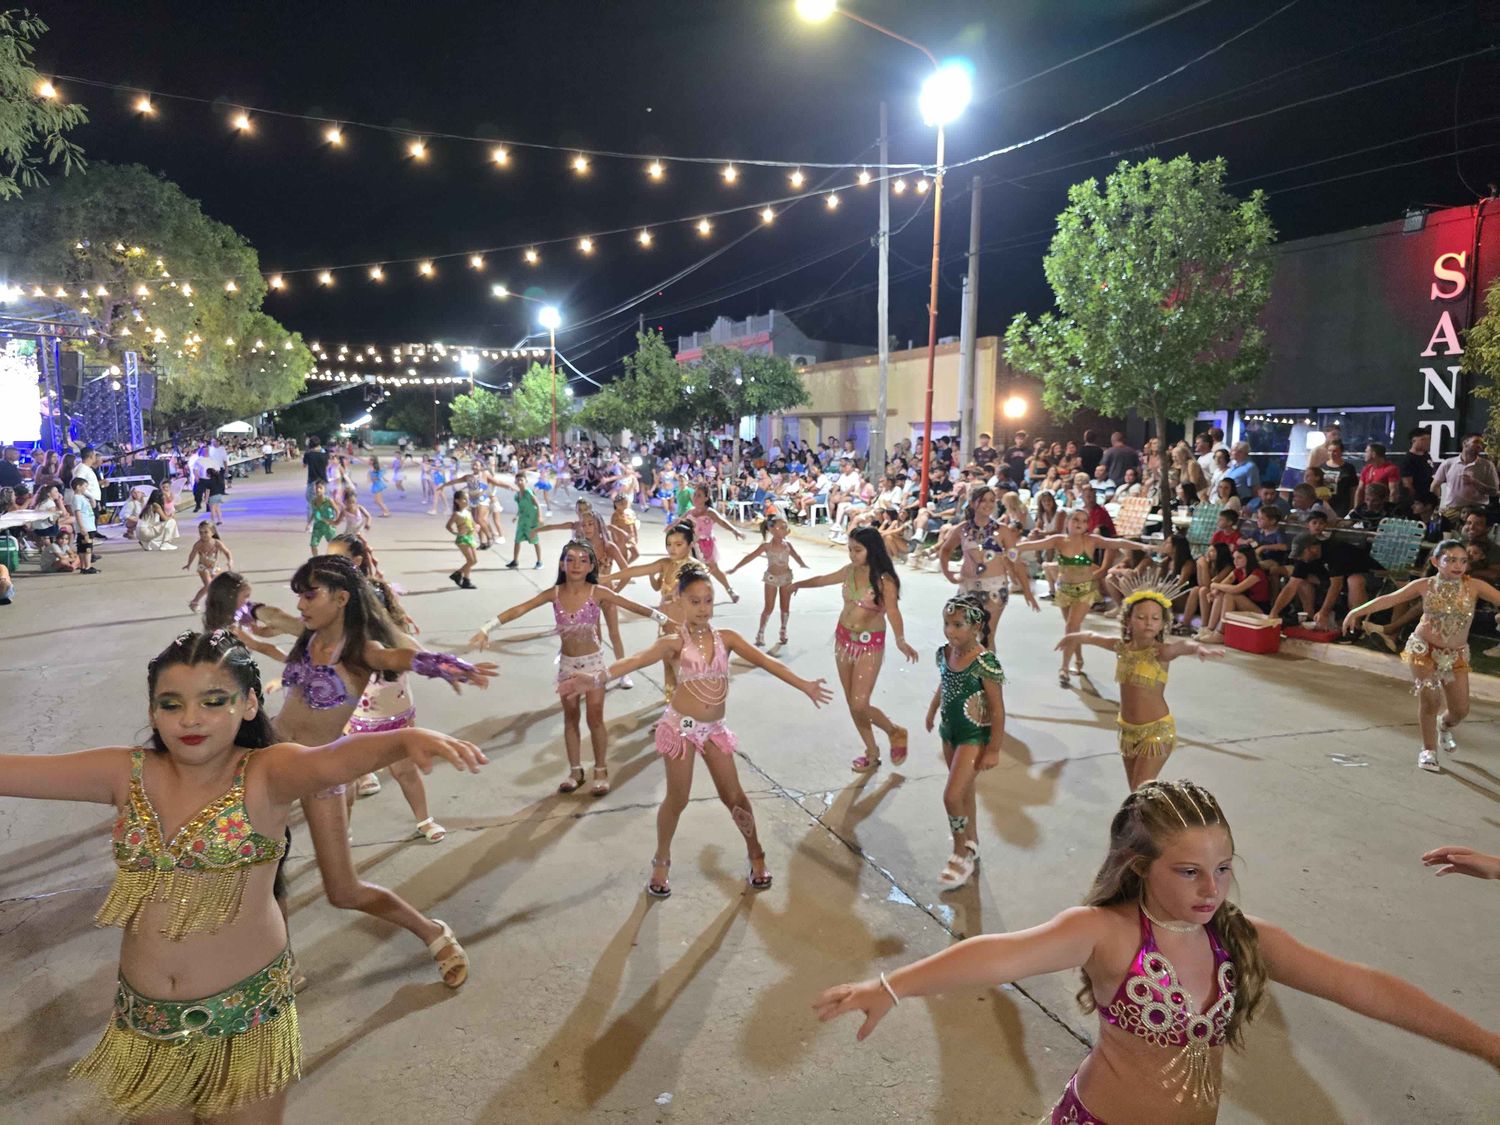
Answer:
[0,631,486,1122]
[1056,572,1222,789]
[1344,538,1500,774]
[1014,508,1145,688]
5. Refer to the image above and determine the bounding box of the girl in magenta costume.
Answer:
[471,540,668,796]
[538,498,633,678]
[788,526,918,772]
[561,562,831,896]
[727,513,809,647]
[231,556,495,989]
[685,484,746,603]
[815,779,1500,1124]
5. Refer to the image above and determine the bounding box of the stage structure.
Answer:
[80,351,145,448]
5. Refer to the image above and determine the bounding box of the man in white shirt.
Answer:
[1195,427,1226,483]
[189,445,210,512]
[74,447,106,538]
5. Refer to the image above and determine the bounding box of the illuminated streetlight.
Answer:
[794,0,837,21]
[919,60,973,126]
[537,305,563,449]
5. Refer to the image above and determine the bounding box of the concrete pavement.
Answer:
[1,466,1496,1123]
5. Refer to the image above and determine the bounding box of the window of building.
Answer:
[1315,407,1395,455]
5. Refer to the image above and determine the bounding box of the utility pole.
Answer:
[956,175,981,464]
[870,101,891,484]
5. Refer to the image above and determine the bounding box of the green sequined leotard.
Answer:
[936,644,1006,745]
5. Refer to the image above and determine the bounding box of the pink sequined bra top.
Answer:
[1100,907,1235,1050]
[677,627,728,684]
[553,589,601,639]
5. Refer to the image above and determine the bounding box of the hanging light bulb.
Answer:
[368,265,385,281]
[789,169,805,188]
[638,229,653,247]
[857,167,872,185]
[760,207,775,224]
[180,282,193,296]
[492,283,510,298]
[135,284,150,297]
[722,163,738,183]
[408,138,428,160]
[469,253,485,269]
[915,176,930,194]
[325,125,344,146]
[524,248,539,265]
[825,193,840,210]
[697,218,712,236]
[578,237,594,254]
[224,280,238,292]
[893,178,907,195]
[232,111,252,132]
[269,274,285,290]
[572,154,589,174]
[135,95,155,115]
[647,160,664,179]
[36,79,56,99]
[490,146,509,165]
[418,260,435,277]
[318,270,334,286]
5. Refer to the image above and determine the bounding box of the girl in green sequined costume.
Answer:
[924,593,1006,889]
[0,630,487,1122]
[307,479,339,555]
[1344,539,1500,774]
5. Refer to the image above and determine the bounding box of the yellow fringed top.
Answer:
[1115,641,1170,689]
[97,749,285,939]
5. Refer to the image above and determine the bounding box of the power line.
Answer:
[1265,140,1500,197]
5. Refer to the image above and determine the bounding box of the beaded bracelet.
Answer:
[412,651,479,684]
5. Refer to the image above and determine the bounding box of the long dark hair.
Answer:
[288,555,400,683]
[848,526,898,607]
[1078,780,1265,1048]
[666,518,698,557]
[964,485,995,526]
[146,630,274,753]
[203,570,250,630]
[329,533,408,626]
[556,539,599,586]
[943,591,993,648]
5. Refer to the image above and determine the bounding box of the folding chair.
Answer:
[1186,503,1222,556]
[1369,518,1425,579]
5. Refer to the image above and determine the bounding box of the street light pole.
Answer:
[549,325,557,450]
[917,122,944,508]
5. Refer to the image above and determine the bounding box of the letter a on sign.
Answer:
[1421,310,1462,357]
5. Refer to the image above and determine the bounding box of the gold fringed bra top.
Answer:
[1115,641,1170,689]
[98,749,286,940]
[1422,574,1476,646]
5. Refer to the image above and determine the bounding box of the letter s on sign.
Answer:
[1431,252,1468,301]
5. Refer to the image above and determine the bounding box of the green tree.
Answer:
[0,11,86,199]
[375,389,438,444]
[273,396,342,443]
[686,346,809,474]
[1004,155,1275,516]
[575,384,636,439]
[449,386,511,440]
[502,362,575,441]
[0,163,313,419]
[1464,280,1500,451]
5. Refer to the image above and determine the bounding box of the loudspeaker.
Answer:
[58,349,84,391]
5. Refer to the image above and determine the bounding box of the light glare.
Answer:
[919,60,973,127]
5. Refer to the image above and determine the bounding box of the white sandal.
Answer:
[355,772,382,797]
[427,919,469,988]
[938,842,979,889]
[414,816,447,843]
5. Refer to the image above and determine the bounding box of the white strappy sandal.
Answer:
[427,919,468,988]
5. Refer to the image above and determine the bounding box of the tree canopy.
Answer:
[1004,155,1275,514]
[449,386,511,440]
[489,362,574,441]
[1464,279,1500,451]
[0,162,313,422]
[576,330,685,438]
[0,11,86,199]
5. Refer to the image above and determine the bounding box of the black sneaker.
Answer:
[460,578,476,589]
[80,566,100,574]
[449,570,463,587]
[505,560,518,569]
[478,542,491,550]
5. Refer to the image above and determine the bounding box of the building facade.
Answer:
[1213,201,1497,486]
[675,309,872,366]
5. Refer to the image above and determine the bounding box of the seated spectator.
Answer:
[1244,483,1287,517]
[1207,447,1231,492]
[1460,508,1500,581]
[1346,481,1404,525]
[136,489,181,550]
[120,486,149,539]
[1303,511,1380,631]
[1194,508,1243,592]
[1078,483,1116,536]
[46,526,80,571]
[1410,491,1444,542]
[1240,506,1291,578]
[1197,545,1274,642]
[1303,464,1334,506]
[1115,467,1144,498]
[0,560,11,605]
[1211,477,1242,513]
[1090,463,1116,501]
[1176,480,1201,509]
[1287,482,1338,524]
[1268,533,1329,625]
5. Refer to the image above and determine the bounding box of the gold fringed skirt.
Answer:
[1118,714,1177,760]
[72,947,300,1119]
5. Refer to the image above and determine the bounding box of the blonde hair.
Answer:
[1077,779,1266,1048]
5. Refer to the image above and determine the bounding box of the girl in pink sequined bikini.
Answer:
[560,562,832,898]
[816,779,1500,1123]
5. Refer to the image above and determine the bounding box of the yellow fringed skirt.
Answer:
[1118,714,1177,760]
[72,947,300,1119]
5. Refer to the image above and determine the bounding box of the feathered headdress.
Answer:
[1117,568,1191,611]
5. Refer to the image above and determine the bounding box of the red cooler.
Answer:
[1223,611,1281,654]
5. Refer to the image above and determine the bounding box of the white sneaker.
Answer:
[619,675,635,690]
[1417,749,1441,773]
[1438,727,1457,753]
[161,543,179,550]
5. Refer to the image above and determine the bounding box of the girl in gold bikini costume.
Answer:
[1014,508,1145,687]
[1057,572,1223,789]
[1343,538,1500,774]
[0,631,486,1122]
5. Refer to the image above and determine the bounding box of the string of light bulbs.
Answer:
[38,73,928,173]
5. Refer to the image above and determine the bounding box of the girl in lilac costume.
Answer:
[816,779,1500,1123]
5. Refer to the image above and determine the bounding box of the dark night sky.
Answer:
[26,0,1500,385]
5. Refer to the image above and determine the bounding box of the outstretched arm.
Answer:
[1054,631,1117,653]
[259,728,487,806]
[726,542,767,575]
[721,629,832,706]
[1343,577,1429,631]
[1159,639,1223,662]
[470,587,557,649]
[0,746,132,805]
[812,906,1107,1041]
[595,585,669,624]
[790,565,850,592]
[1012,533,1066,556]
[560,635,681,696]
[1254,916,1500,1067]
[788,543,810,568]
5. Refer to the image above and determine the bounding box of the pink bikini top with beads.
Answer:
[553,589,602,639]
[677,627,728,684]
[1100,907,1236,1049]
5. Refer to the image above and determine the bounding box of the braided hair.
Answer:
[942,591,993,649]
[1076,779,1266,1047]
[146,630,274,753]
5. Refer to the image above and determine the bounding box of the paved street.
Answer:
[1,467,1496,1123]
